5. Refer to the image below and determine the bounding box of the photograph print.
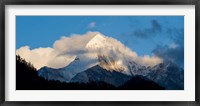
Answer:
[16,16,184,90]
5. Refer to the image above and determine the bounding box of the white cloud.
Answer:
[169,42,179,49]
[16,46,73,70]
[88,22,96,28]
[138,55,162,67]
[53,32,97,55]
[16,31,162,70]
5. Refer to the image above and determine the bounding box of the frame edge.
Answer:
[0,0,5,105]
[1,0,200,106]
[195,0,200,104]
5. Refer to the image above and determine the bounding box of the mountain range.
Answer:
[37,33,184,90]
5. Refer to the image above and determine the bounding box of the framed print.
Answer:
[0,0,199,106]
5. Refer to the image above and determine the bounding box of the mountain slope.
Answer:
[70,65,131,87]
[119,75,165,90]
[146,62,184,90]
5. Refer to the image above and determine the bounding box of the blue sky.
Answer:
[16,16,184,67]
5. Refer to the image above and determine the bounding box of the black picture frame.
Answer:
[0,0,199,106]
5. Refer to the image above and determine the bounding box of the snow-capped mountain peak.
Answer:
[86,34,108,49]
[37,33,184,90]
[38,33,149,82]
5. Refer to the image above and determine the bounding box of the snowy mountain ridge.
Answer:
[37,33,184,89]
[38,33,143,80]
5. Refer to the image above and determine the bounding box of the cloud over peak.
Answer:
[17,31,162,70]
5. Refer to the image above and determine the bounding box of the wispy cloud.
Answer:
[88,22,96,28]
[169,42,179,49]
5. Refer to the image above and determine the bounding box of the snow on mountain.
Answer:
[84,33,148,75]
[85,34,108,49]
[37,33,183,90]
[37,66,67,82]
[38,53,99,82]
[38,33,146,82]
[146,61,184,90]
[127,61,149,76]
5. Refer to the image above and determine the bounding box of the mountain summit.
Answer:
[86,34,108,49]
[38,33,143,80]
